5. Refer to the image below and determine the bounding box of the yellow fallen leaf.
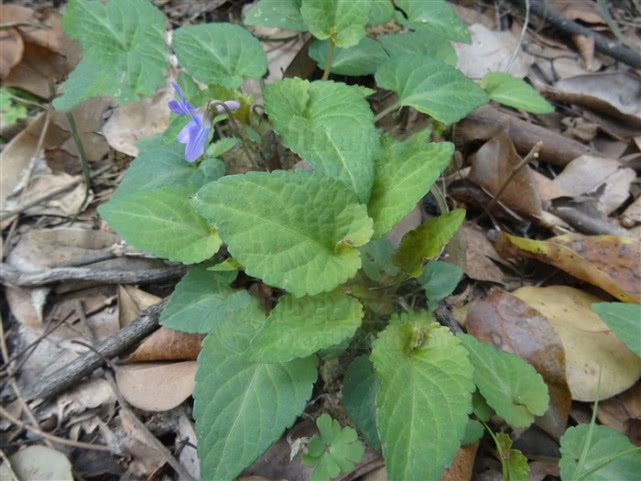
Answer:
[513,286,641,402]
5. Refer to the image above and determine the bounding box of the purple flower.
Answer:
[170,82,210,163]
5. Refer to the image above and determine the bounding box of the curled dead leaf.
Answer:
[496,232,641,303]
[597,382,641,446]
[127,327,202,362]
[513,286,641,401]
[466,289,571,438]
[115,361,197,412]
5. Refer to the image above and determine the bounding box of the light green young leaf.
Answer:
[368,132,453,238]
[302,414,365,481]
[300,0,371,48]
[378,29,457,65]
[0,90,28,125]
[251,292,363,362]
[371,313,474,481]
[395,0,470,42]
[462,418,484,446]
[206,137,239,159]
[193,171,373,296]
[342,356,381,451]
[160,265,258,333]
[98,187,221,265]
[458,333,549,428]
[496,433,530,481]
[195,309,317,481]
[360,237,399,283]
[480,72,554,114]
[173,23,267,88]
[308,38,389,76]
[264,79,378,202]
[112,136,224,199]
[53,0,168,111]
[592,302,641,357]
[368,0,395,25]
[393,209,465,277]
[244,0,306,31]
[559,424,641,481]
[375,54,488,125]
[419,260,463,310]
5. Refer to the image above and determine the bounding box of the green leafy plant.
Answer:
[54,1,571,480]
[302,414,365,481]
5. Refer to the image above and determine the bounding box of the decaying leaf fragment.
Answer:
[497,233,641,303]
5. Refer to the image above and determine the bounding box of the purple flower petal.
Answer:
[177,122,193,144]
[169,99,190,115]
[185,123,210,163]
[214,100,241,115]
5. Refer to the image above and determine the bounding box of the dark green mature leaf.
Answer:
[244,0,306,31]
[592,302,641,357]
[160,265,258,333]
[112,136,224,199]
[195,307,317,481]
[368,132,453,238]
[342,356,381,451]
[394,209,465,277]
[419,260,463,310]
[300,0,370,48]
[99,187,221,264]
[458,333,549,428]
[360,237,399,283]
[193,171,373,296]
[302,414,365,481]
[559,424,641,481]
[308,38,389,76]
[395,0,470,42]
[173,23,267,88]
[251,292,363,362]
[371,313,474,481]
[480,72,553,114]
[264,79,378,202]
[378,29,457,65]
[54,0,168,110]
[375,54,488,125]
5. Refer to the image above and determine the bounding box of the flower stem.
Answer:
[373,103,399,123]
[321,39,336,81]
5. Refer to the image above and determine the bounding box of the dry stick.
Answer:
[22,300,167,402]
[482,140,543,220]
[0,262,185,288]
[508,0,641,68]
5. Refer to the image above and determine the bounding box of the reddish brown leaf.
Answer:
[127,327,202,362]
[598,381,641,446]
[496,233,641,303]
[466,289,571,438]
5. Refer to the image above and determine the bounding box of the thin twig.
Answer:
[505,0,530,73]
[0,404,111,451]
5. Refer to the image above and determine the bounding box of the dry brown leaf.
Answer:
[465,289,571,438]
[551,155,635,214]
[455,24,532,79]
[460,223,505,284]
[3,42,69,98]
[460,105,592,167]
[0,28,24,77]
[0,112,68,212]
[102,87,173,156]
[496,232,641,303]
[622,196,641,227]
[127,327,202,362]
[115,361,197,412]
[549,0,604,24]
[548,72,641,127]
[53,97,112,161]
[571,34,595,70]
[118,409,167,478]
[597,381,641,446]
[469,130,543,218]
[532,170,570,201]
[513,285,641,401]
[118,285,161,327]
